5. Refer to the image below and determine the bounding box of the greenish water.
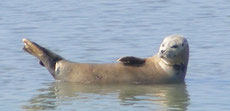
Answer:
[0,0,230,111]
[22,82,189,111]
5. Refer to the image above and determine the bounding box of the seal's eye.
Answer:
[171,45,178,48]
[162,44,165,47]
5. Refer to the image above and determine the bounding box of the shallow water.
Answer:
[1,0,230,111]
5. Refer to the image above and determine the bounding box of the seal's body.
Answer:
[23,35,189,84]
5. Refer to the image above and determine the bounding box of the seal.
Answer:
[22,35,189,84]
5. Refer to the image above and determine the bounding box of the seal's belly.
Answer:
[55,61,179,84]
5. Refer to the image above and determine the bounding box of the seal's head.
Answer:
[158,35,189,65]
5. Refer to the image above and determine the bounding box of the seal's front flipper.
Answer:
[22,38,64,79]
[117,56,146,66]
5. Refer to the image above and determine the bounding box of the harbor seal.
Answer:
[22,35,189,84]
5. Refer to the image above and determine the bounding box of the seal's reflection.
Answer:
[22,82,190,110]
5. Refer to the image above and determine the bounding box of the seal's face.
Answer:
[158,35,189,65]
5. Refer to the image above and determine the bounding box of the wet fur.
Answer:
[22,35,189,84]
[23,39,63,79]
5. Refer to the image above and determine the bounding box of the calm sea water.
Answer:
[1,0,230,111]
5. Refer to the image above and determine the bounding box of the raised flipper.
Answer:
[22,38,64,79]
[39,60,45,67]
[117,56,146,66]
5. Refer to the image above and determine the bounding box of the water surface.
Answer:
[0,0,230,111]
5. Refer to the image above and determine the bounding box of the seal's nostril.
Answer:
[161,50,165,53]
